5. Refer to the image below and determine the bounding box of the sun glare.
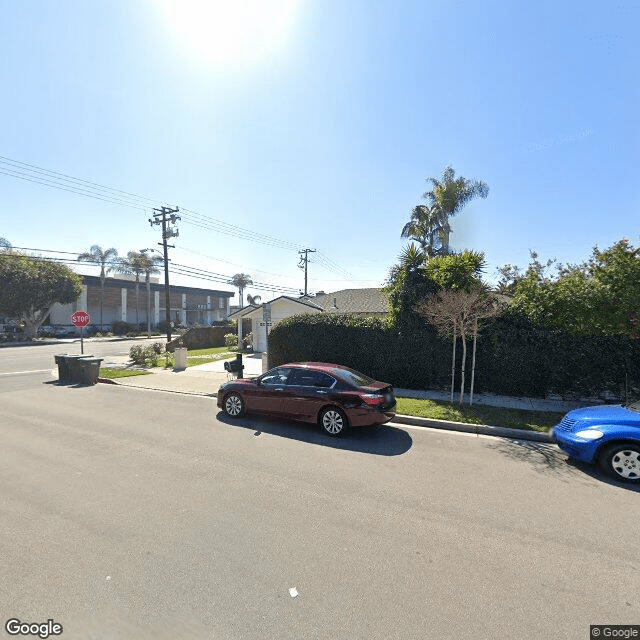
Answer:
[164,0,299,66]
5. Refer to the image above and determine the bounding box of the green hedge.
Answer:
[268,313,640,399]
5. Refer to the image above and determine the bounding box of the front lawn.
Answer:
[395,397,563,433]
[185,346,235,367]
[99,368,152,379]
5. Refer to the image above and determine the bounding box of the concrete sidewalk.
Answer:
[91,354,585,443]
[100,353,595,412]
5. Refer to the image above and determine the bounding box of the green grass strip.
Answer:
[395,397,563,433]
[99,368,152,379]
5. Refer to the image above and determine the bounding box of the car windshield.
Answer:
[331,366,376,387]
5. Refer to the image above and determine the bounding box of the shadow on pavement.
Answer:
[489,439,640,493]
[216,412,412,456]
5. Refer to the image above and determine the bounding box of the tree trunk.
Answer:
[469,317,478,406]
[100,276,105,331]
[146,276,151,338]
[135,280,140,329]
[458,326,467,405]
[450,321,457,403]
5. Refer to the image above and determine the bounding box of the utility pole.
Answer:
[150,206,180,343]
[298,248,316,296]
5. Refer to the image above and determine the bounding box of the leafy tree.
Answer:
[385,244,436,327]
[77,245,118,330]
[423,250,486,292]
[385,247,486,327]
[115,251,147,329]
[0,253,82,338]
[229,273,253,309]
[421,166,489,254]
[507,240,640,338]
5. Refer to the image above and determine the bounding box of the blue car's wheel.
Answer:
[599,444,640,483]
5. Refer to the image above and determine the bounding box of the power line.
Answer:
[0,154,354,277]
[7,247,300,295]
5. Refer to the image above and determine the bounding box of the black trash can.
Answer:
[55,354,91,384]
[77,357,103,385]
[223,354,244,379]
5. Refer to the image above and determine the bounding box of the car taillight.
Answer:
[359,393,385,405]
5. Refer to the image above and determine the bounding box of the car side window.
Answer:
[260,368,291,386]
[287,369,336,388]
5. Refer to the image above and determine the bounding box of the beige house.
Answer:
[229,288,388,353]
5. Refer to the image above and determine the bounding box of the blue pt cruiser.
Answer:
[551,402,640,483]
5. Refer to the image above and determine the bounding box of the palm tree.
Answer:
[246,293,262,306]
[140,250,164,337]
[422,166,489,255]
[115,251,147,330]
[230,273,253,309]
[400,204,447,257]
[77,245,118,331]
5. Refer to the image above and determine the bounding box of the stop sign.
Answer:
[71,311,90,328]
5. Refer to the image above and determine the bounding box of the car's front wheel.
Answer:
[224,393,245,418]
[599,443,640,483]
[319,407,347,436]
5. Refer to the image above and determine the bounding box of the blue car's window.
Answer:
[260,368,291,386]
[627,401,640,413]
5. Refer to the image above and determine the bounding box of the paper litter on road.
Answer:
[289,588,298,598]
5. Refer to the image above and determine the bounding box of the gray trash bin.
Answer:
[77,357,103,385]
[55,354,92,384]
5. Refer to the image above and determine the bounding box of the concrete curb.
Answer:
[392,414,553,442]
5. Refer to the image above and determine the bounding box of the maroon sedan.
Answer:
[216,362,396,436]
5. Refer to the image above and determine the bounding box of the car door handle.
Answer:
[315,390,327,394]
[274,387,285,391]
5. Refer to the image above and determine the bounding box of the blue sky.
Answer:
[1,0,638,302]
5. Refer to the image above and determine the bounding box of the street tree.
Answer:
[421,166,489,255]
[115,251,147,329]
[415,288,504,404]
[230,274,253,309]
[77,245,118,331]
[0,253,83,338]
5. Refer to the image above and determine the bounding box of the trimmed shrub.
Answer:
[268,312,640,400]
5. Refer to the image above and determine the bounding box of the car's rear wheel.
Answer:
[224,393,245,418]
[319,407,347,436]
[599,443,640,483]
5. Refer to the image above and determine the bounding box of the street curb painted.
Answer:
[392,414,553,442]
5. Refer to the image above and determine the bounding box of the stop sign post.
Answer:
[71,311,90,354]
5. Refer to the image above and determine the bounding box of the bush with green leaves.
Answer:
[224,333,239,348]
[268,312,640,400]
[129,343,166,368]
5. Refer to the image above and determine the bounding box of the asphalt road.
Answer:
[1,370,639,640]
[0,338,161,375]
